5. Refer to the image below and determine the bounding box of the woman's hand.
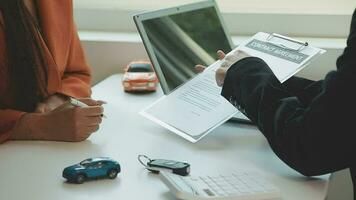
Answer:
[11,98,105,142]
[35,93,68,113]
[195,50,251,86]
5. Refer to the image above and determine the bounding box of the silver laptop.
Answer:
[133,0,251,123]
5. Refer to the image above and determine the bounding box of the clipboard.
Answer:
[140,32,326,143]
[239,32,326,83]
[266,33,309,52]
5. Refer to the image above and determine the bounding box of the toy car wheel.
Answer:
[107,169,118,179]
[76,174,86,184]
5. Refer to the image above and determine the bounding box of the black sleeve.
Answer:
[337,9,356,70]
[282,76,323,106]
[222,57,356,176]
[221,9,356,177]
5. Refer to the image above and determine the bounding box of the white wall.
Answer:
[74,0,355,15]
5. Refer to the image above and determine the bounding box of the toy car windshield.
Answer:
[80,159,92,165]
[128,63,153,72]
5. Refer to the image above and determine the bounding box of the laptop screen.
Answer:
[141,6,233,93]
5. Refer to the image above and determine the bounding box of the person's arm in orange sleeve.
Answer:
[0,110,26,143]
[58,23,92,98]
[1,27,91,143]
[34,22,92,114]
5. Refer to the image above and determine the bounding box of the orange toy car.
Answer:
[122,61,158,92]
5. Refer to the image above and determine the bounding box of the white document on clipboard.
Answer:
[240,32,326,82]
[140,32,326,143]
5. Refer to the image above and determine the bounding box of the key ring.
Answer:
[138,154,152,168]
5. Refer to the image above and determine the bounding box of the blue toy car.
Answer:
[63,157,121,184]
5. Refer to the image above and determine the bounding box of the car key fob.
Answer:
[147,159,190,176]
[138,155,190,176]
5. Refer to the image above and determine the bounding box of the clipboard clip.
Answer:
[266,33,309,52]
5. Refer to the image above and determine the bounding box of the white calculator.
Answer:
[159,171,281,200]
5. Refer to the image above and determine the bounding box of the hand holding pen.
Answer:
[70,97,107,118]
[11,97,107,142]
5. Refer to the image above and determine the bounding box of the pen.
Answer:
[70,97,106,118]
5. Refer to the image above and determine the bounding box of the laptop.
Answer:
[133,0,251,123]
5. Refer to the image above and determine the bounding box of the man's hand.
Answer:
[195,50,251,87]
[195,50,226,72]
[216,50,250,86]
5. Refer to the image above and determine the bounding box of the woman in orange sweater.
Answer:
[0,0,104,143]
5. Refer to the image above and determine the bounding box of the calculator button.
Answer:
[203,189,215,196]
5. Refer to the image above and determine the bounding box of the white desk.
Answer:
[0,74,329,200]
